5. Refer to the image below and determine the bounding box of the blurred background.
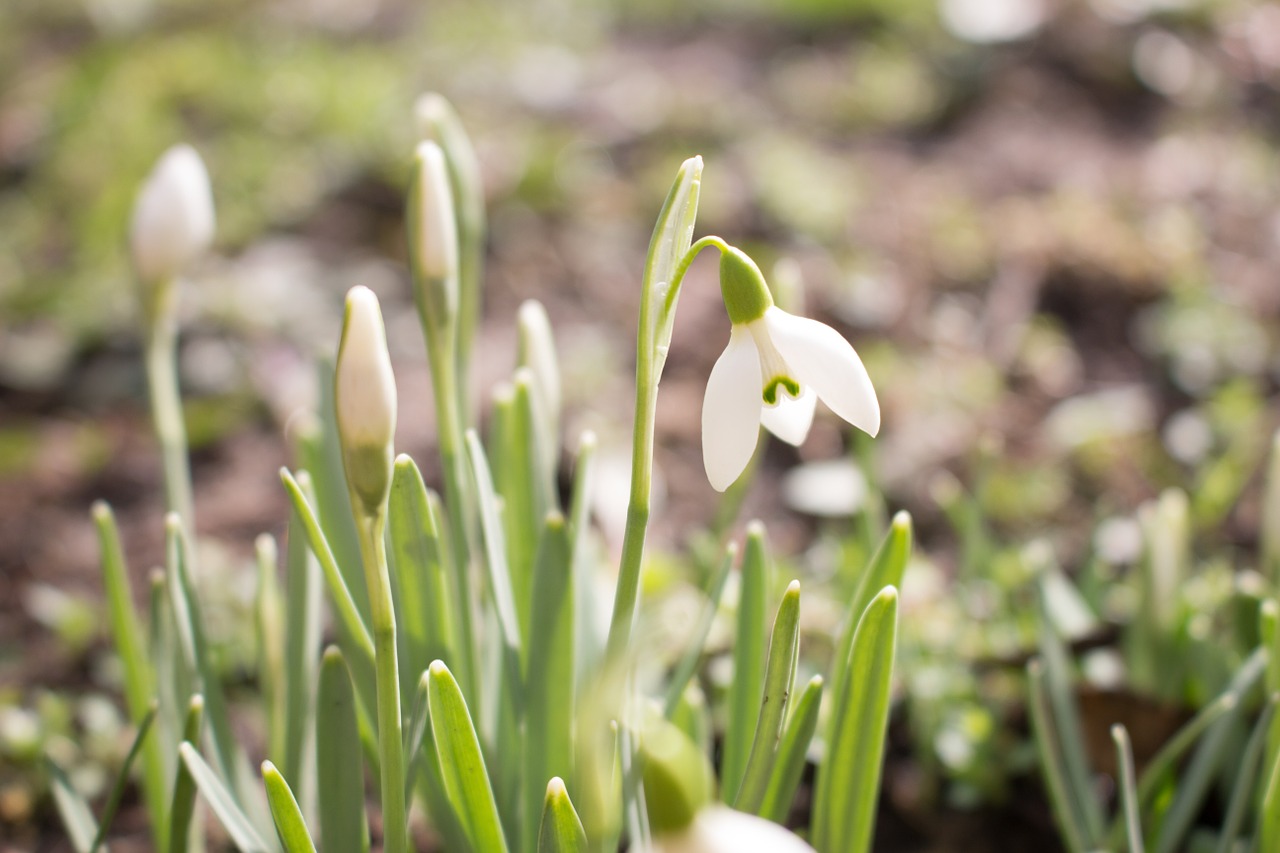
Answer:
[3,0,1280,849]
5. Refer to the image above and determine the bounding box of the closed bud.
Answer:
[652,806,816,853]
[130,144,215,290]
[408,141,458,326]
[335,286,397,514]
[640,713,714,836]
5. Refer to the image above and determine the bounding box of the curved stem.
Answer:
[355,512,408,853]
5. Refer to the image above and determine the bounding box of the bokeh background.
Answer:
[4,0,1280,849]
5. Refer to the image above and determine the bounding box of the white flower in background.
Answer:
[129,144,215,286]
[335,285,397,512]
[701,246,879,492]
[652,806,816,853]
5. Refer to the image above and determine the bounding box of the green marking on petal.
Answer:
[763,376,801,406]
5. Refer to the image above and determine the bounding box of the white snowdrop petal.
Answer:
[130,144,215,284]
[759,384,816,446]
[652,806,816,853]
[764,307,880,437]
[701,327,763,492]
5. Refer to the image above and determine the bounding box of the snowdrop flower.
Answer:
[652,806,816,853]
[407,140,459,322]
[702,247,879,491]
[129,144,215,288]
[335,285,397,514]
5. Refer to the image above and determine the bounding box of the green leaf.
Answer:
[46,755,99,853]
[663,543,735,719]
[1111,726,1143,853]
[463,431,524,668]
[538,778,588,853]
[262,761,318,853]
[91,703,157,852]
[759,675,823,825]
[94,501,168,844]
[524,513,576,853]
[736,581,801,815]
[1027,661,1089,853]
[179,743,275,853]
[1214,693,1277,853]
[812,586,899,853]
[670,682,711,759]
[389,456,454,688]
[256,535,286,769]
[1261,745,1280,853]
[1151,648,1265,853]
[427,660,510,853]
[721,522,771,805]
[281,471,324,800]
[315,648,369,853]
[566,431,600,688]
[168,694,205,853]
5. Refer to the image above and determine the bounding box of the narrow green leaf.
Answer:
[315,648,369,853]
[670,682,711,759]
[567,431,600,689]
[168,694,205,853]
[93,501,168,844]
[812,586,899,853]
[1261,746,1280,853]
[1027,661,1089,853]
[281,470,324,801]
[524,513,576,853]
[389,456,454,688]
[538,778,588,853]
[90,703,157,852]
[256,535,286,768]
[179,743,274,852]
[722,522,771,805]
[262,761,318,853]
[736,581,802,815]
[46,755,99,853]
[165,515,253,812]
[427,659,510,853]
[1152,648,1265,853]
[1214,693,1277,853]
[760,675,823,825]
[663,543,735,719]
[1111,725,1143,853]
[463,431,523,665]
[1036,574,1104,843]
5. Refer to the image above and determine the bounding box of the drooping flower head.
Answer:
[702,247,879,491]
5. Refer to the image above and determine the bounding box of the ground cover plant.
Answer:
[6,0,1280,851]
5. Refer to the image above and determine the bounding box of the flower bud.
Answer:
[652,806,816,853]
[335,286,397,514]
[640,713,714,836]
[130,144,215,288]
[407,141,458,328]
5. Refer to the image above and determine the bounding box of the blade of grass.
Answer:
[736,581,802,815]
[538,778,588,853]
[168,695,205,853]
[662,543,735,719]
[1112,725,1143,853]
[721,522,771,805]
[315,648,369,853]
[1214,693,1277,853]
[90,703,157,852]
[1027,660,1089,853]
[524,513,576,853]
[427,659,510,853]
[262,761,317,853]
[179,742,275,853]
[759,675,823,825]
[94,502,168,845]
[812,586,899,853]
[1152,648,1265,853]
[45,756,98,853]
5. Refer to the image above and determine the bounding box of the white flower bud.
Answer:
[129,144,215,286]
[408,141,459,314]
[652,806,815,853]
[335,286,397,513]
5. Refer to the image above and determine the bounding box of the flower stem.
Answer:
[143,283,195,537]
[355,513,408,853]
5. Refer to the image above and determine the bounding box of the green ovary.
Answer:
[763,375,801,405]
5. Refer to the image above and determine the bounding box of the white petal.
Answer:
[701,327,762,491]
[763,307,880,437]
[130,144,215,284]
[760,385,816,446]
[653,806,816,853]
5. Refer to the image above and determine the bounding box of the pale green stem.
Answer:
[355,512,408,853]
[604,235,731,662]
[143,281,195,537]
[424,326,480,705]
